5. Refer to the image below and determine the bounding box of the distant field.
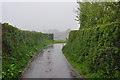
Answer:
[54,40,66,43]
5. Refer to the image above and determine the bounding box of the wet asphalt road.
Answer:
[21,44,82,78]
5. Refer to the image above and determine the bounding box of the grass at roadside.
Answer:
[63,53,85,78]
[53,40,66,43]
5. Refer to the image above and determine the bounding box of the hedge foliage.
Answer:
[2,23,53,79]
[63,1,119,78]
[62,22,120,78]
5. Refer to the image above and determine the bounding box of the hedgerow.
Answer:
[63,22,120,78]
[2,23,53,79]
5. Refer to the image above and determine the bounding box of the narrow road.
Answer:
[21,44,82,78]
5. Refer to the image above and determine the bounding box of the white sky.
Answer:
[1,1,80,32]
[1,0,118,2]
[1,0,78,2]
[0,1,2,22]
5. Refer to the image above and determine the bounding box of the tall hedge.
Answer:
[63,1,119,78]
[2,23,53,79]
[63,22,120,78]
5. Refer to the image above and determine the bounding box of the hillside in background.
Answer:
[46,29,71,40]
[63,2,120,78]
[2,23,53,79]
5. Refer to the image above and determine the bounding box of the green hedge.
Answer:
[2,23,53,79]
[62,22,120,78]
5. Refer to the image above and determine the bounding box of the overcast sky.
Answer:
[1,1,80,32]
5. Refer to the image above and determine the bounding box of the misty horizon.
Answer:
[2,2,80,33]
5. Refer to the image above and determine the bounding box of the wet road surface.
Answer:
[21,44,82,78]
